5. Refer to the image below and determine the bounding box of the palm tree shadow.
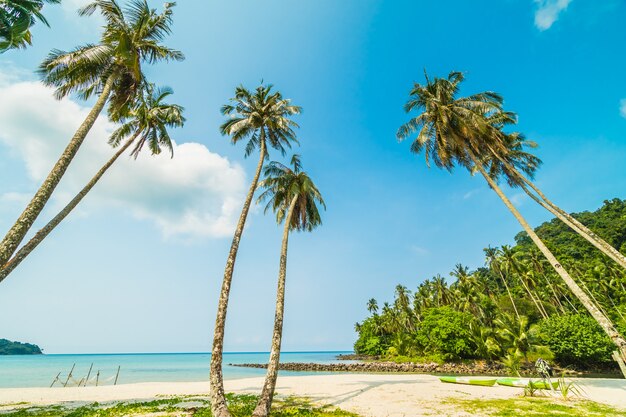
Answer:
[277,377,429,406]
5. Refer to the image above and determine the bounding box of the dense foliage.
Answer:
[539,315,614,367]
[354,199,626,367]
[0,338,42,355]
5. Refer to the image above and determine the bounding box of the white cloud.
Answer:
[410,245,429,256]
[509,192,528,207]
[463,188,481,200]
[534,0,572,30]
[0,70,246,239]
[620,99,626,118]
[61,0,91,15]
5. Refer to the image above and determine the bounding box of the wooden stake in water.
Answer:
[114,365,121,385]
[96,370,100,387]
[84,363,93,387]
[63,364,75,388]
[49,372,61,388]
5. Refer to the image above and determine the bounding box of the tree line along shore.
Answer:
[352,199,626,376]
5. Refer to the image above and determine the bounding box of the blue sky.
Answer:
[0,0,625,354]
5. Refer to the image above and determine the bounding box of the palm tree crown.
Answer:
[258,155,325,231]
[38,0,184,118]
[396,71,504,170]
[220,84,301,158]
[0,0,60,51]
[109,83,185,158]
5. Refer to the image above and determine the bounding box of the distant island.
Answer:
[0,339,42,355]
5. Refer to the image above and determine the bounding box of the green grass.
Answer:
[0,394,360,417]
[443,397,626,417]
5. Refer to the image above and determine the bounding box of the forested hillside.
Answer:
[0,339,42,355]
[354,199,626,369]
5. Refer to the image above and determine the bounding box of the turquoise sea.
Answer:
[0,351,353,388]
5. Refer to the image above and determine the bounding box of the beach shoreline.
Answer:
[1,373,624,417]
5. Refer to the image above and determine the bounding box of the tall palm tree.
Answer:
[0,0,60,51]
[210,84,301,417]
[0,84,184,283]
[484,246,520,321]
[0,0,183,270]
[397,70,626,368]
[252,155,325,417]
[499,245,548,319]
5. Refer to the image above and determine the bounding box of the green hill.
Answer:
[0,338,42,355]
[354,199,626,369]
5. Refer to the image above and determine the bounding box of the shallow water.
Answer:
[0,351,353,388]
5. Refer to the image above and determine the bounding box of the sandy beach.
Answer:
[0,373,624,416]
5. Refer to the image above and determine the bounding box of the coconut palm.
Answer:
[210,84,301,417]
[0,0,60,51]
[396,70,626,368]
[500,245,548,319]
[0,84,184,283]
[484,246,520,321]
[252,155,325,417]
[367,298,379,315]
[0,0,183,269]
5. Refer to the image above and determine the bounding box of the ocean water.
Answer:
[0,351,353,388]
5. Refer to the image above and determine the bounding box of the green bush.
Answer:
[538,314,614,367]
[353,317,388,355]
[415,307,477,360]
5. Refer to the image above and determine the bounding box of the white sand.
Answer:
[0,374,624,416]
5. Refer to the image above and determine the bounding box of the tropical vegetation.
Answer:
[355,199,626,370]
[0,0,60,51]
[396,71,626,369]
[0,338,42,355]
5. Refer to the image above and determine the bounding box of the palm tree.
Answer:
[0,0,60,51]
[0,84,184,283]
[500,245,548,319]
[0,0,183,269]
[210,84,301,417]
[367,298,379,315]
[484,246,520,321]
[250,155,325,417]
[396,70,626,368]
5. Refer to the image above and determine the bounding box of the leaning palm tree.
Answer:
[251,155,325,417]
[481,114,626,271]
[484,246,520,321]
[0,0,60,51]
[0,0,183,269]
[397,71,626,368]
[0,84,184,283]
[210,84,301,417]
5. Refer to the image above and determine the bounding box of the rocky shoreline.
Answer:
[230,360,620,377]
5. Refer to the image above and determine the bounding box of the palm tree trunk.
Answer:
[0,74,116,268]
[468,150,626,370]
[495,267,521,321]
[486,144,626,271]
[252,195,297,417]
[521,183,626,270]
[0,133,137,283]
[210,139,267,417]
[517,274,548,319]
[542,273,566,314]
